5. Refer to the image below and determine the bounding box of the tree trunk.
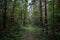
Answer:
[52,0,55,40]
[3,0,7,30]
[44,0,48,36]
[40,0,43,27]
[44,0,48,39]
[23,0,27,26]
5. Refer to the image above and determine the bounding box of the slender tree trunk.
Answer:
[40,0,43,27]
[45,0,47,26]
[44,0,48,36]
[23,11,26,26]
[21,9,23,26]
[3,0,7,30]
[52,0,55,40]
[23,1,27,26]
[44,0,48,39]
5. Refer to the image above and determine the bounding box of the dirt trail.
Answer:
[20,26,42,40]
[21,27,34,40]
[29,30,34,40]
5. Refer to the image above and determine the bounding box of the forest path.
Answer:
[21,25,35,40]
[21,25,42,40]
[28,27,34,40]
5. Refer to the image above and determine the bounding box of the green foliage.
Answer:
[0,0,23,40]
[0,0,60,40]
[33,9,40,16]
[48,0,60,40]
[32,9,40,26]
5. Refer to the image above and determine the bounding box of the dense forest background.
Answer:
[0,0,60,40]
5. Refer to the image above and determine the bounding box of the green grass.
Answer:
[20,25,43,40]
[21,25,42,32]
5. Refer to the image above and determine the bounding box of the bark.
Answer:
[52,0,55,40]
[44,0,49,39]
[21,9,23,26]
[3,0,7,30]
[23,12,26,26]
[23,1,27,26]
[40,0,43,27]
[44,0,48,35]
[45,0,47,24]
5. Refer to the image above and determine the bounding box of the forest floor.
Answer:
[20,25,42,40]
